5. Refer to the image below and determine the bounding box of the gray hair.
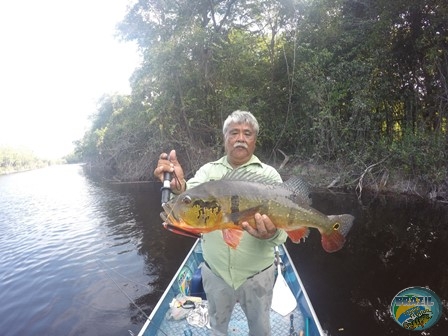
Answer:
[222,110,259,136]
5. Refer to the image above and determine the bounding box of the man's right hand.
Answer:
[153,149,186,194]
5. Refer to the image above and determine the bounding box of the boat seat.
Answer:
[190,265,207,300]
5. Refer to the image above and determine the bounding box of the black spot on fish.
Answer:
[231,195,239,213]
[192,199,221,225]
[231,195,239,225]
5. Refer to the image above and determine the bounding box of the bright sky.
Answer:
[0,0,140,159]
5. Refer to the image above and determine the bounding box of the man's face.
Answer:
[224,122,256,166]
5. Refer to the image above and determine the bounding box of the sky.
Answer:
[0,0,141,159]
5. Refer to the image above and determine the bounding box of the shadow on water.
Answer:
[110,182,448,335]
[287,191,448,336]
[107,182,195,325]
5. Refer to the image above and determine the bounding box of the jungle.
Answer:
[74,0,448,200]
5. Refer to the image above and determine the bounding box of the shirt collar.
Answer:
[214,154,263,169]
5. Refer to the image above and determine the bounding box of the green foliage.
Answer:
[388,130,447,184]
[0,146,50,174]
[76,0,448,188]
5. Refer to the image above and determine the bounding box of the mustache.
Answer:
[233,142,248,149]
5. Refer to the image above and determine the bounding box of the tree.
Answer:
[77,0,447,189]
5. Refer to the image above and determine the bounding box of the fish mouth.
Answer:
[161,202,176,223]
[160,203,202,238]
[160,208,179,227]
[163,221,202,239]
[161,202,172,215]
[160,211,171,224]
[160,210,201,239]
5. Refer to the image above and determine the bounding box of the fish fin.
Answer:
[163,222,202,239]
[321,214,355,252]
[220,169,280,185]
[287,227,310,243]
[282,177,312,205]
[222,229,244,249]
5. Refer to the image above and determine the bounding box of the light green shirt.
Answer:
[186,155,288,289]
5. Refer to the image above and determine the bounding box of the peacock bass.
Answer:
[160,170,354,252]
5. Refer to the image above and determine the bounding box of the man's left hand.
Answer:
[242,213,277,240]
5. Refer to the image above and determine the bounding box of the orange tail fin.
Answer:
[321,230,346,252]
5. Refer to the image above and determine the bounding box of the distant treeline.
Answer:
[75,0,447,191]
[0,147,51,174]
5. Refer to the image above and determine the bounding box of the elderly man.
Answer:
[154,110,287,336]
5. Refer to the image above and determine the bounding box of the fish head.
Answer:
[161,189,224,234]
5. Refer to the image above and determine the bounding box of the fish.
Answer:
[403,313,432,330]
[160,170,354,252]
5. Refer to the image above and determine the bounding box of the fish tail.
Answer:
[321,214,354,253]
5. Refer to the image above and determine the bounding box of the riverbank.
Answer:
[0,160,66,176]
[82,157,448,204]
[279,160,448,203]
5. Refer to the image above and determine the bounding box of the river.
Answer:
[0,164,446,336]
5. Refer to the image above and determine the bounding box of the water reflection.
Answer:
[288,191,448,336]
[123,184,194,323]
[1,166,446,336]
[105,182,448,335]
[0,166,159,336]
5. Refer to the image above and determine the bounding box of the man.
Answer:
[154,110,287,336]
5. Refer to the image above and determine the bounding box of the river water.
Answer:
[0,165,446,336]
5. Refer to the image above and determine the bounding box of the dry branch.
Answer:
[356,157,389,199]
[276,149,290,170]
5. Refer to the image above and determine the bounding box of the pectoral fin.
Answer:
[287,227,310,243]
[221,206,262,248]
[222,229,244,249]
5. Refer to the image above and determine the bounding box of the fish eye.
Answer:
[182,195,192,204]
[333,222,340,230]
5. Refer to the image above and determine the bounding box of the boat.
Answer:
[138,239,325,336]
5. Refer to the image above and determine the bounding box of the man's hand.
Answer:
[241,213,278,240]
[153,149,186,194]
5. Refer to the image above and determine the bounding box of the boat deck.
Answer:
[154,302,306,335]
[139,240,322,336]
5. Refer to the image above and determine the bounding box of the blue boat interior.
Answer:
[139,241,323,336]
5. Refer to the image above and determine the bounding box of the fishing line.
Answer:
[97,260,170,336]
[97,260,150,319]
[171,170,183,192]
[97,260,151,290]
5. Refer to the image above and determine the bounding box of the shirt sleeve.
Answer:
[261,163,283,183]
[185,163,213,188]
[267,227,288,246]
